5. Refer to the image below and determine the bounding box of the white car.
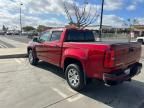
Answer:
[136,36,144,44]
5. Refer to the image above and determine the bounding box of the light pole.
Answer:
[99,0,104,41]
[20,2,23,36]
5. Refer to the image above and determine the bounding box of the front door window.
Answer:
[39,31,51,42]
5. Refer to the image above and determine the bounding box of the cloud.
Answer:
[104,0,124,11]
[127,5,136,11]
[96,15,124,27]
[0,0,100,29]
[126,0,144,11]
[0,12,64,30]
[0,0,65,29]
[26,0,70,15]
[138,18,144,25]
[0,0,143,30]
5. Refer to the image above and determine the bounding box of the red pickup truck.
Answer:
[27,28,142,91]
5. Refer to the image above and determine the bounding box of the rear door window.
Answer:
[85,31,95,41]
[66,30,95,42]
[50,31,62,41]
[67,30,84,42]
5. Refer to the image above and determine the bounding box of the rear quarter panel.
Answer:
[61,42,110,79]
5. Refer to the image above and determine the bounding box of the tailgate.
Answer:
[111,42,141,67]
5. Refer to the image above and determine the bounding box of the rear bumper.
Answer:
[103,62,142,85]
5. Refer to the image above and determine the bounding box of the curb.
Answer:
[0,54,27,59]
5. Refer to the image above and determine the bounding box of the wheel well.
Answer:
[27,47,32,54]
[138,39,143,42]
[27,47,38,60]
[64,58,87,85]
[64,58,83,72]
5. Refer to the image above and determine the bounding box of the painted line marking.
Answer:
[51,87,83,102]
[0,44,3,48]
[66,86,77,93]
[0,43,8,48]
[67,94,83,102]
[52,87,68,98]
[15,58,22,64]
[20,58,25,61]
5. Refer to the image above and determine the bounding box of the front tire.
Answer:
[65,64,86,91]
[28,50,38,65]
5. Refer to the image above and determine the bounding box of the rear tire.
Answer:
[65,64,86,91]
[28,50,38,65]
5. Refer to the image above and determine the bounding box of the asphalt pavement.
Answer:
[0,35,27,59]
[0,35,144,108]
[0,58,144,108]
[4,35,31,44]
[0,35,28,48]
[0,35,31,48]
[0,39,15,48]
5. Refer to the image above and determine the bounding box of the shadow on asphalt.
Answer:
[36,61,144,108]
[36,61,65,79]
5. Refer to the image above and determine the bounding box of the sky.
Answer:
[0,0,144,30]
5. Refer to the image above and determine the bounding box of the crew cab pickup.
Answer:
[27,28,142,91]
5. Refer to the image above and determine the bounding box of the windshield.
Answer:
[66,30,95,42]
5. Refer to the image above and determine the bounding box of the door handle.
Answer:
[54,45,60,48]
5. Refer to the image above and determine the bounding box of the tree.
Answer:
[63,0,99,28]
[22,26,35,32]
[2,25,8,33]
[123,18,139,29]
[37,25,52,32]
[123,18,139,41]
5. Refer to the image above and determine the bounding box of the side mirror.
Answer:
[33,37,38,42]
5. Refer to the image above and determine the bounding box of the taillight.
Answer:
[104,49,115,68]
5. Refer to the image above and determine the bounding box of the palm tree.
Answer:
[123,18,139,42]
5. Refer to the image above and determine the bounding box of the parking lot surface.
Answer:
[0,39,15,48]
[0,58,144,108]
[4,35,31,44]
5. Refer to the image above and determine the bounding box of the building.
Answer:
[133,25,144,36]
[85,25,113,31]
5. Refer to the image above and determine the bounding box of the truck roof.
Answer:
[45,28,92,32]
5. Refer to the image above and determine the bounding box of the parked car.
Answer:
[27,28,142,91]
[27,30,38,39]
[13,30,20,35]
[21,32,28,36]
[136,36,144,44]
[6,30,13,35]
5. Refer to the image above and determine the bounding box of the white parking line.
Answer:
[20,58,25,61]
[51,87,83,102]
[52,87,68,98]
[67,94,83,102]
[15,58,22,64]
[66,86,77,93]
[0,44,3,48]
[0,43,8,48]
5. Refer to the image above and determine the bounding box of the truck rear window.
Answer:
[66,30,95,42]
